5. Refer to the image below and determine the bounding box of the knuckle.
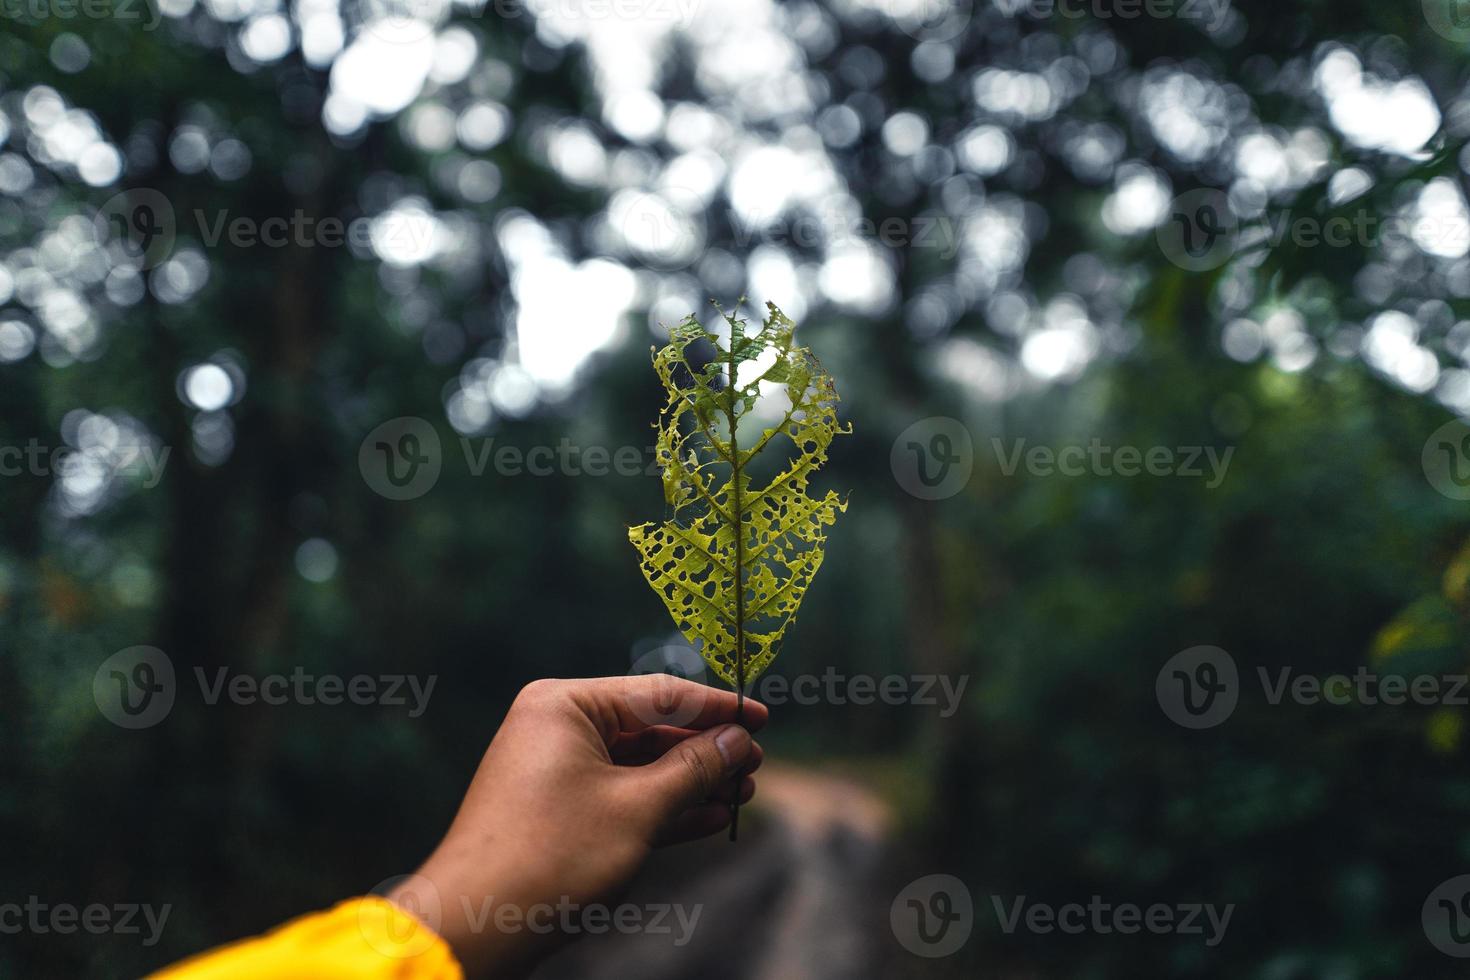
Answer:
[676,741,716,797]
[648,671,684,708]
[514,677,564,710]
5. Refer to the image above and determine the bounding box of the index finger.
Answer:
[563,675,769,744]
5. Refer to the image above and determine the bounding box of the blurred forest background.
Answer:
[3,0,1470,976]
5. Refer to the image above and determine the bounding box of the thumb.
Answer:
[633,724,752,814]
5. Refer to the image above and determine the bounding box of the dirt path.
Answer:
[534,764,894,980]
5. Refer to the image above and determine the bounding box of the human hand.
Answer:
[387,675,766,977]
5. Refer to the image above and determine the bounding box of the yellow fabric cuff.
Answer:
[150,896,463,980]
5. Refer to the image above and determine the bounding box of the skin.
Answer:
[387,675,767,978]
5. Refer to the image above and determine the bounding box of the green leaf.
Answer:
[1371,594,1463,673]
[628,302,849,689]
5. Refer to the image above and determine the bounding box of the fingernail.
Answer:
[715,725,749,770]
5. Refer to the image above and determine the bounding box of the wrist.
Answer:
[388,848,546,979]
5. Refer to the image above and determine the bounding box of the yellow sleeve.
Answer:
[149,896,463,980]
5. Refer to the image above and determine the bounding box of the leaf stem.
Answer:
[725,317,746,843]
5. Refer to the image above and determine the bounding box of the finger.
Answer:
[709,774,756,805]
[656,803,730,845]
[623,724,753,815]
[654,803,731,846]
[745,740,763,773]
[612,728,765,772]
[657,779,755,844]
[609,726,696,765]
[564,675,769,745]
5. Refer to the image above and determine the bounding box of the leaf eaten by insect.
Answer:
[628,302,849,689]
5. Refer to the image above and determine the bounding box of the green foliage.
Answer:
[629,303,848,689]
[9,3,1470,976]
